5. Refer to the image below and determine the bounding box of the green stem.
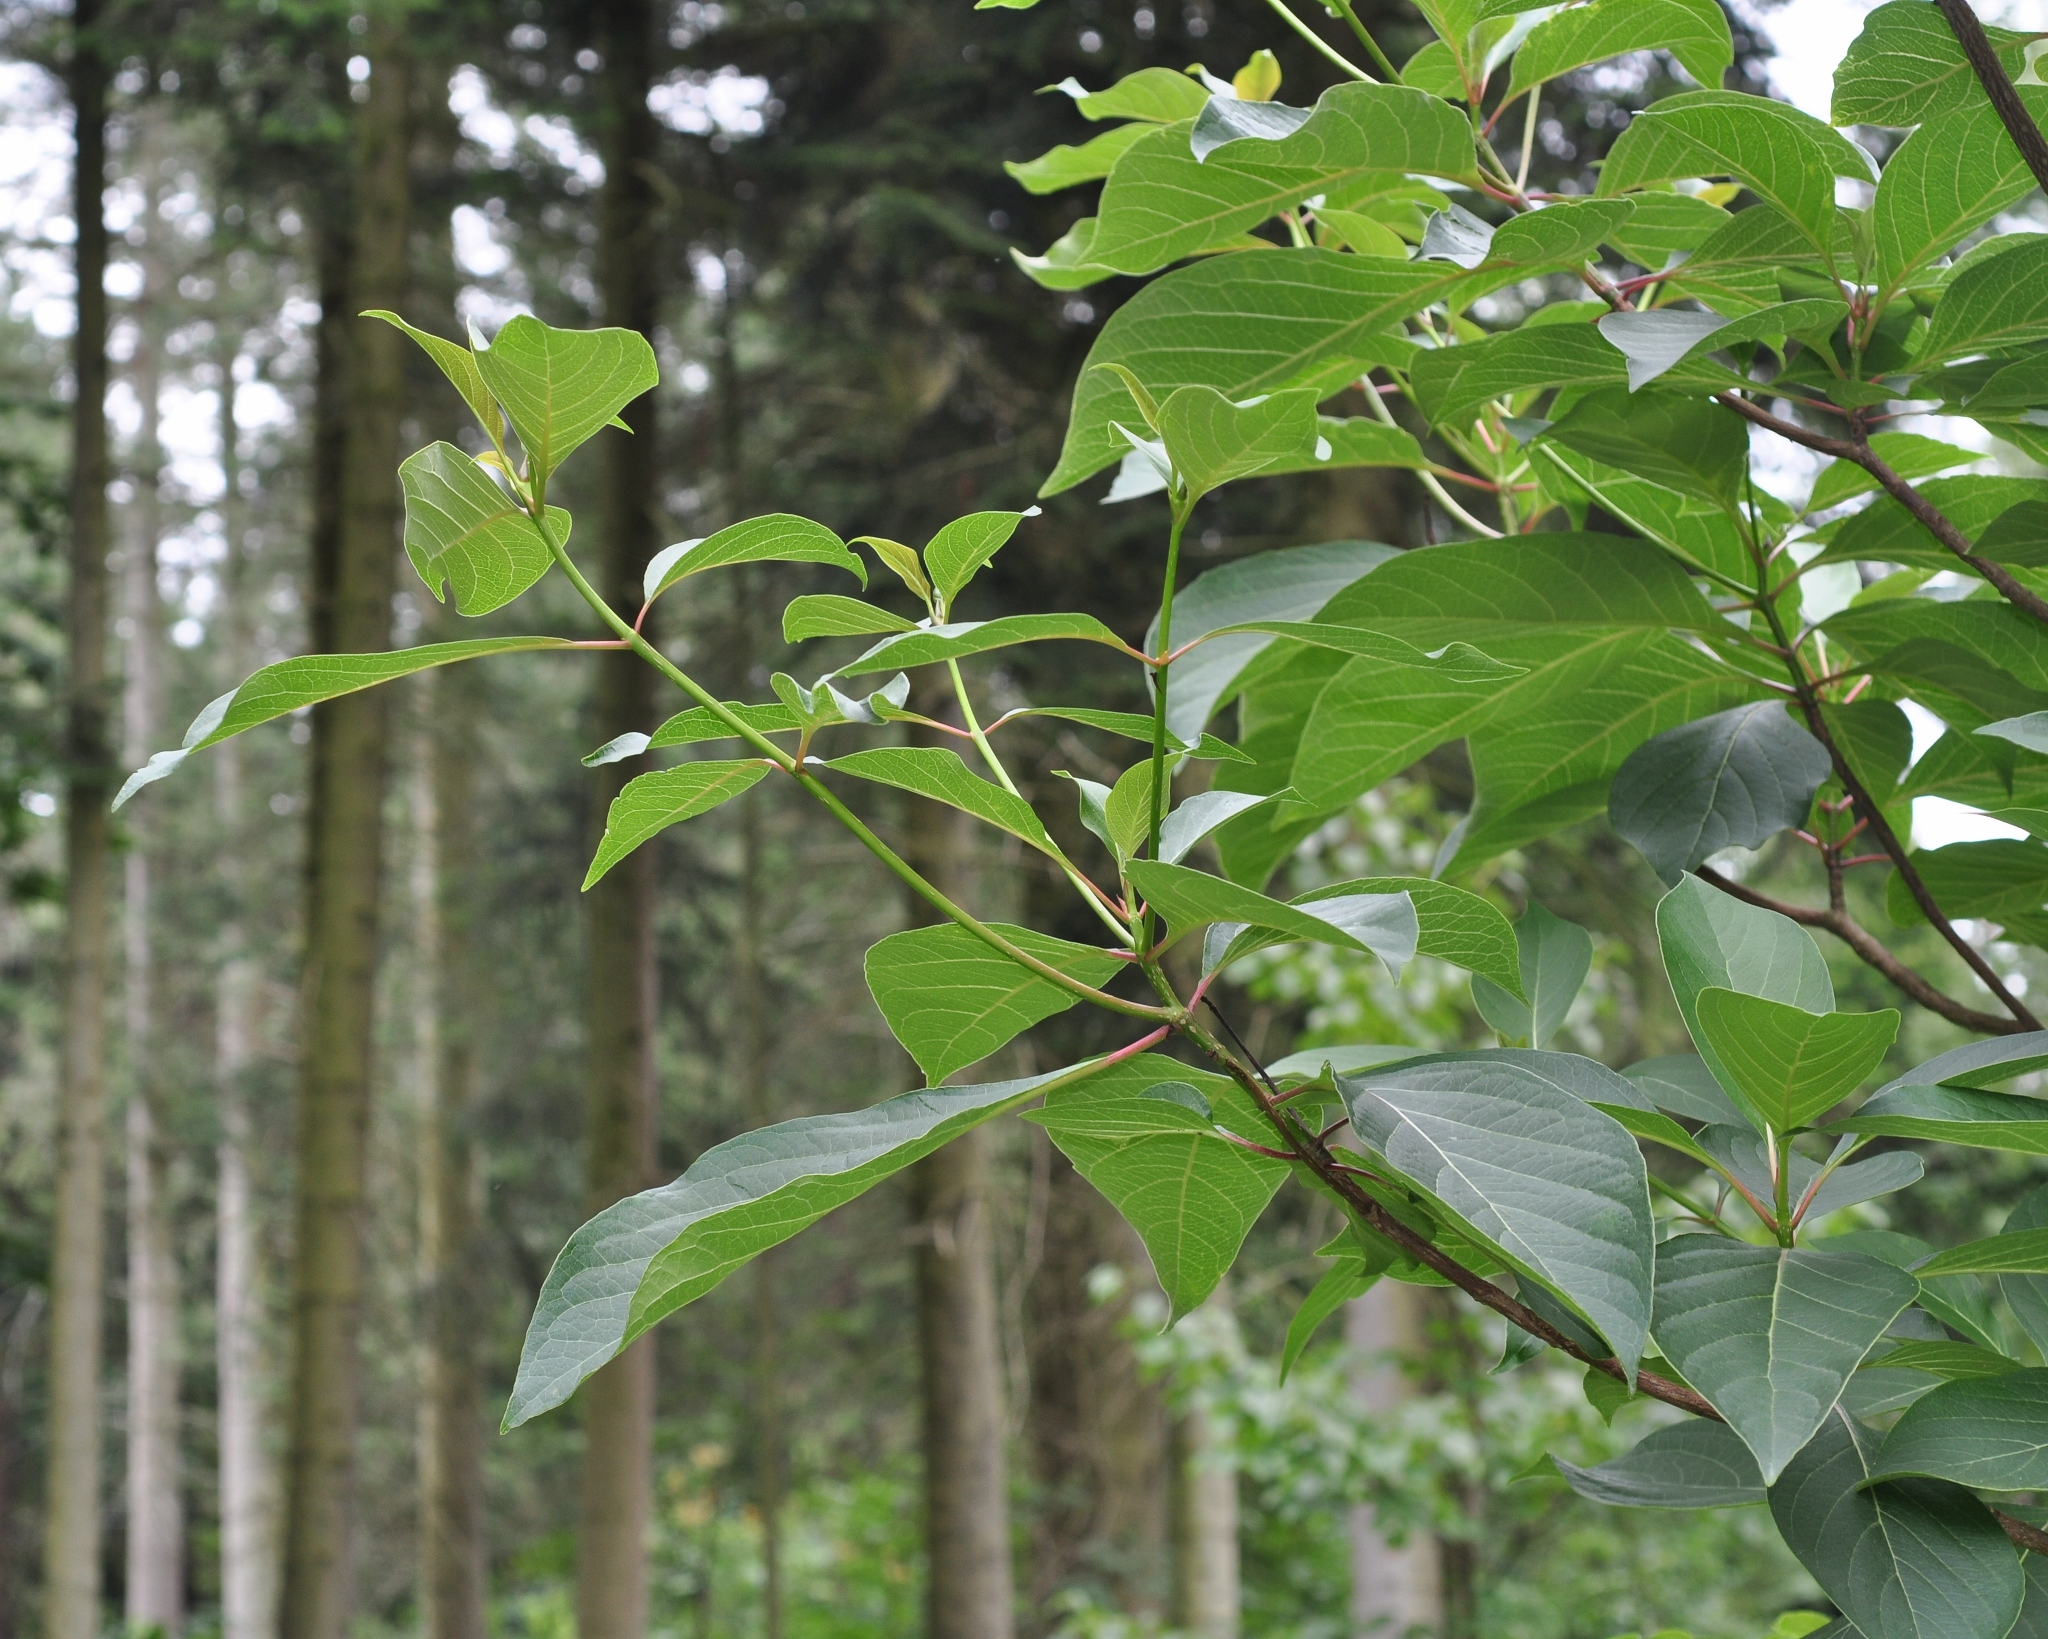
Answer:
[1322,0,1402,81]
[1362,382,1503,537]
[542,522,1166,1018]
[1259,0,1374,82]
[1772,1133,1794,1246]
[1142,507,1191,943]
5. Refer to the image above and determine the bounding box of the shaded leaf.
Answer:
[1551,1419,1766,1509]
[1471,904,1591,1049]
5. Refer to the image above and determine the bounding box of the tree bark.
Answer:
[46,6,113,1633]
[215,341,278,1639]
[414,674,486,1639]
[1168,1294,1237,1639]
[278,19,410,1639]
[576,5,662,1634]
[1345,1284,1441,1638]
[123,257,183,1637]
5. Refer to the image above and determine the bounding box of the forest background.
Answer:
[0,0,2040,1636]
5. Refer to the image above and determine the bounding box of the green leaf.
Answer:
[1656,873,1834,1097]
[1609,703,1832,886]
[1689,989,1898,1133]
[1817,477,2048,571]
[1769,1408,2025,1639]
[1487,198,1639,268]
[1832,1,2030,127]
[1045,249,1464,494]
[1212,876,1523,993]
[1807,434,1978,514]
[1102,760,1159,863]
[1551,1420,1766,1509]
[924,510,1037,606]
[993,704,1249,763]
[1471,905,1589,1048]
[1013,219,1119,291]
[833,612,1135,676]
[1050,67,1213,124]
[1005,121,1151,193]
[1157,789,1279,866]
[1868,1369,2048,1493]
[1654,1239,1917,1483]
[645,514,867,603]
[1882,839,2048,937]
[864,921,1124,1084]
[504,1056,1117,1428]
[1251,416,1429,479]
[396,442,562,616]
[1869,1340,2026,1382]
[1509,0,1733,98]
[1544,387,1749,510]
[582,761,773,889]
[1596,91,1874,250]
[647,702,803,750]
[1829,1083,2048,1156]
[472,313,658,482]
[1913,1226,2048,1279]
[1596,299,1848,392]
[1085,83,1481,275]
[1027,1063,1290,1321]
[114,636,580,808]
[1340,1055,1656,1377]
[1155,385,1319,498]
[782,595,916,643]
[1872,96,2046,297]
[1279,1257,1382,1383]
[819,747,1055,853]
[365,311,500,437]
[1622,1054,1748,1126]
[1127,859,1419,970]
[1920,236,2048,365]
[1881,1031,2048,1097]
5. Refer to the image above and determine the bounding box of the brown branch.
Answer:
[1936,0,2048,195]
[1696,868,2026,1034]
[1996,1509,2048,1559]
[1718,392,2048,626]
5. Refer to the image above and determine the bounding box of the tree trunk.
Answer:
[215,340,278,1639]
[278,19,410,1639]
[1345,1284,1441,1638]
[123,264,183,1637]
[414,675,486,1639]
[901,690,1014,1639]
[1168,1292,1237,1639]
[46,6,113,1633]
[576,5,662,1634]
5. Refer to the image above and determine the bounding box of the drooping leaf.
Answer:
[644,514,867,603]
[1608,703,1832,886]
[864,921,1124,1084]
[1005,121,1151,193]
[819,747,1056,853]
[115,637,579,808]
[1340,1055,1657,1378]
[1882,839,2048,943]
[1470,905,1591,1049]
[1279,1256,1382,1382]
[1128,859,1419,971]
[1817,477,2048,572]
[1155,385,1320,498]
[1012,219,1119,291]
[1487,198,1638,270]
[1876,1030,2048,1098]
[1509,0,1733,98]
[504,1057,1116,1428]
[1769,1408,2024,1639]
[397,441,562,615]
[365,310,500,436]
[1653,1237,1917,1483]
[647,702,803,749]
[583,761,774,889]
[1551,1419,1766,1509]
[1807,434,1979,513]
[472,313,658,481]
[1689,989,1898,1134]
[924,509,1037,606]
[992,704,1249,763]
[782,595,917,643]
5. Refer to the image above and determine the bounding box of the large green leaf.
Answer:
[1654,1238,1917,1483]
[1005,121,1150,193]
[1484,199,1638,272]
[645,514,867,602]
[1596,91,1875,250]
[583,761,774,888]
[473,314,658,482]
[1155,385,1319,498]
[1877,1030,2048,1099]
[1509,0,1733,98]
[2001,1182,2048,1356]
[1656,874,1834,1098]
[1829,1084,2048,1157]
[115,636,579,808]
[1921,237,2048,366]
[1470,905,1590,1049]
[1769,1408,2024,1639]
[1816,477,2048,571]
[820,747,1056,853]
[864,921,1124,1085]
[396,442,563,616]
[1086,83,1480,274]
[1608,703,1832,886]
[1915,1227,2048,1279]
[504,1057,1115,1428]
[1872,96,2045,299]
[1340,1056,1656,1377]
[1690,989,1898,1134]
[1026,1061,1290,1321]
[1045,249,1463,494]
[1052,67,1213,124]
[1883,839,2048,941]
[1551,1419,1766,1509]
[1808,434,1980,514]
[1127,859,1419,971]
[1542,387,1750,510]
[1831,0,2030,127]
[1210,875,1523,994]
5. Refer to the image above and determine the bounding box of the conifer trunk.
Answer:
[278,20,410,1639]
[576,4,662,1633]
[123,274,183,1636]
[1345,1285,1441,1636]
[45,6,113,1632]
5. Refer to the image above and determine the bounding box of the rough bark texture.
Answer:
[1345,1285,1441,1638]
[415,677,487,1639]
[278,23,409,1639]
[123,280,183,1636]
[576,4,662,1633]
[45,8,112,1634]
